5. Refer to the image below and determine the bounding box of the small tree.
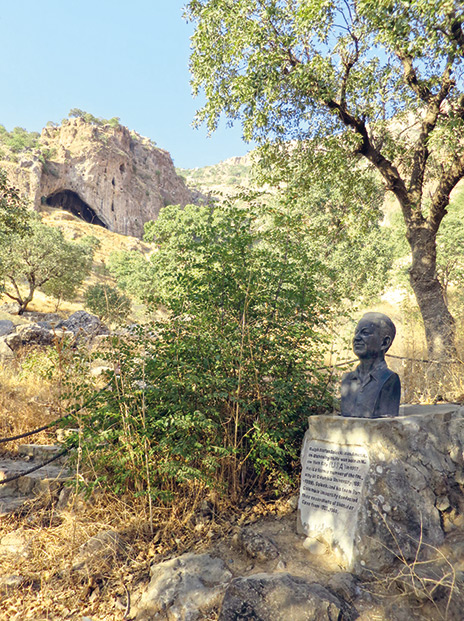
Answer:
[84,283,131,323]
[107,250,156,304]
[40,244,94,311]
[0,217,94,314]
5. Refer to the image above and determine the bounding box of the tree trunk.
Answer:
[407,224,456,358]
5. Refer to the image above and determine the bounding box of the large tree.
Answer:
[186,0,464,356]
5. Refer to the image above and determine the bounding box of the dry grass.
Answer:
[392,298,464,404]
[0,494,149,621]
[0,358,61,453]
[366,511,459,621]
[0,481,240,621]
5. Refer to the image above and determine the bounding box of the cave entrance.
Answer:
[45,190,108,228]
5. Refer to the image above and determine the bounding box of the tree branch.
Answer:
[396,51,432,103]
[448,11,464,54]
[429,151,464,233]
[4,275,23,306]
[409,66,454,203]
[339,33,359,107]
[325,98,412,221]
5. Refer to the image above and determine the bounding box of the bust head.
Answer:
[352,312,396,360]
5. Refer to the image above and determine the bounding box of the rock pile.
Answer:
[0,310,108,359]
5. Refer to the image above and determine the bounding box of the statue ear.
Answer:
[381,335,392,352]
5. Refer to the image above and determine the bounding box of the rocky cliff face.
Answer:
[3,118,197,238]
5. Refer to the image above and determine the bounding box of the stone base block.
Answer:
[297,405,464,574]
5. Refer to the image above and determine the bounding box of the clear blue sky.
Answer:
[0,1,252,169]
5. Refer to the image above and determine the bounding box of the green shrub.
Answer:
[84,284,131,323]
[70,199,333,502]
[0,125,40,153]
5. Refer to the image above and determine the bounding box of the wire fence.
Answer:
[0,379,112,486]
[0,446,72,486]
[0,378,113,446]
[0,353,462,485]
[316,353,464,371]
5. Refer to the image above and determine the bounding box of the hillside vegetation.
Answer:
[177,154,253,196]
[1,101,464,619]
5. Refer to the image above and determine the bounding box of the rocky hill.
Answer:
[2,118,198,238]
[178,153,253,197]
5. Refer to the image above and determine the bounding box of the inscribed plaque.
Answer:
[298,439,370,566]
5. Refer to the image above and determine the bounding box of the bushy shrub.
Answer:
[0,125,40,153]
[71,199,333,501]
[84,284,131,323]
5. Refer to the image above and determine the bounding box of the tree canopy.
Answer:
[0,216,94,314]
[186,0,464,356]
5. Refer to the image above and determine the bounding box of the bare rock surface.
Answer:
[218,572,357,621]
[135,552,232,621]
[0,320,15,337]
[4,117,199,238]
[132,507,464,621]
[232,528,280,562]
[0,449,70,516]
[0,338,15,360]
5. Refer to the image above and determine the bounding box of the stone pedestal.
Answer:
[297,405,464,573]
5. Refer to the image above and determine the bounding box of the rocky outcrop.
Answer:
[56,310,109,340]
[5,324,56,351]
[3,118,198,238]
[0,311,108,356]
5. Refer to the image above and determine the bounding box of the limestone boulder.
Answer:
[218,573,356,621]
[135,552,232,621]
[57,310,109,340]
[5,324,54,350]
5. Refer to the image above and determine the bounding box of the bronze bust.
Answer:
[340,312,401,418]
